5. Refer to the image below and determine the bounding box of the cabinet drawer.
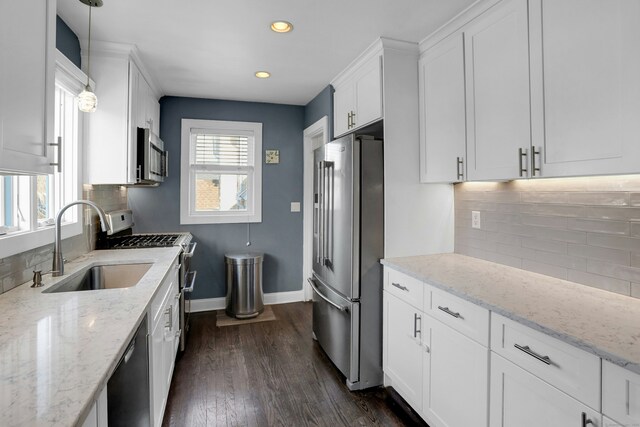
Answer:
[428,287,489,346]
[384,268,426,311]
[603,361,640,426]
[151,260,179,328]
[491,313,600,410]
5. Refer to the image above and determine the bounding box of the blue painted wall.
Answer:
[304,85,334,139]
[56,16,81,69]
[128,97,305,300]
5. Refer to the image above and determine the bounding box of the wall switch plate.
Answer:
[290,202,301,212]
[472,211,481,229]
[265,149,280,164]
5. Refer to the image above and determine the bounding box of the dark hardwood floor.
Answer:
[162,302,426,427]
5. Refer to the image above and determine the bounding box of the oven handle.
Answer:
[183,271,197,293]
[182,242,197,258]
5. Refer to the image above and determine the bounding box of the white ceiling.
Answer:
[57,0,476,106]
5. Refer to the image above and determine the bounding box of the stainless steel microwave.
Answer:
[136,127,168,184]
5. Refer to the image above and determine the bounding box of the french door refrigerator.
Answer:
[308,133,384,390]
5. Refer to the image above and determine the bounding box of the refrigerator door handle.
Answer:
[308,278,349,312]
[324,161,335,267]
[316,161,323,264]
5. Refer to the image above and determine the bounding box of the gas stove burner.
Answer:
[108,233,184,249]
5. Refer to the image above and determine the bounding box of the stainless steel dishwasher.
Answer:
[107,316,151,426]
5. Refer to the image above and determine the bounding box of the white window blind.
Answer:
[194,134,249,166]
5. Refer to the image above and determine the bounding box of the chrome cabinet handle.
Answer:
[347,112,352,128]
[581,412,593,427]
[437,306,461,318]
[514,343,551,365]
[49,136,62,173]
[164,306,172,330]
[391,282,408,292]
[518,147,528,177]
[531,146,541,176]
[456,157,464,180]
[351,111,356,127]
[413,313,422,338]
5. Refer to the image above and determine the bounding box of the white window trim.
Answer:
[0,50,86,259]
[180,119,262,224]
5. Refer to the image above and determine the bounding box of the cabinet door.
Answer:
[464,0,531,181]
[424,318,488,427]
[419,33,466,183]
[603,361,640,427]
[354,55,383,129]
[490,353,602,427]
[0,0,55,174]
[150,312,166,427]
[333,82,354,137]
[529,0,640,177]
[383,292,423,410]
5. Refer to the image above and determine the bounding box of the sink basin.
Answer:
[44,263,152,293]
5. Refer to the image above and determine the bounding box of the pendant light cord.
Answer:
[86,3,92,89]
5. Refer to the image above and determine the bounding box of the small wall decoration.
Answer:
[265,149,280,164]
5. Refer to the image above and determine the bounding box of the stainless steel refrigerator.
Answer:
[308,133,384,391]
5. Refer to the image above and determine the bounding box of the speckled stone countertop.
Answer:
[0,247,182,427]
[381,253,640,374]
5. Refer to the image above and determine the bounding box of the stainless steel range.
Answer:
[98,209,197,352]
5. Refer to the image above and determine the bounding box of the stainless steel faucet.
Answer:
[52,200,110,277]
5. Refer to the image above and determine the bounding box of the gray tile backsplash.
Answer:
[454,176,640,298]
[0,185,128,294]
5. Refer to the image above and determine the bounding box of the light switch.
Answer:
[290,202,301,212]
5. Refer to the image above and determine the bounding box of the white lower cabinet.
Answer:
[602,361,640,427]
[490,353,601,427]
[424,318,488,427]
[80,386,108,427]
[383,291,424,410]
[149,259,180,427]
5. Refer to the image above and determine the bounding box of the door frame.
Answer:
[302,116,329,301]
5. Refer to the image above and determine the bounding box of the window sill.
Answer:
[0,221,83,259]
[180,213,262,225]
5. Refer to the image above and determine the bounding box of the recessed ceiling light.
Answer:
[271,21,293,33]
[255,71,271,79]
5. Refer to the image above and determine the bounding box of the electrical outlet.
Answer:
[290,202,301,212]
[472,211,481,229]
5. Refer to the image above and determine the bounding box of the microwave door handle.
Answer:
[163,150,168,177]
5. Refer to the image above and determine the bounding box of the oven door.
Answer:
[179,242,197,352]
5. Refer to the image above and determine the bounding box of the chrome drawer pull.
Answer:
[581,412,593,427]
[437,306,460,318]
[414,313,422,338]
[514,343,551,365]
[391,282,408,292]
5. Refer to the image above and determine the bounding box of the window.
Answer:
[0,52,84,257]
[181,119,262,224]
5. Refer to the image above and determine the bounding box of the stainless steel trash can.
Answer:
[225,253,264,319]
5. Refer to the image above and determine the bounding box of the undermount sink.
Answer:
[44,263,152,293]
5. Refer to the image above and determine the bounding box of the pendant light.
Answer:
[77,0,103,113]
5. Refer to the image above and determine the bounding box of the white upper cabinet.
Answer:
[529,0,640,177]
[0,0,55,175]
[333,52,383,138]
[85,43,160,185]
[464,0,531,181]
[419,33,466,183]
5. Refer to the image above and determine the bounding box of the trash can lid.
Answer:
[225,253,263,265]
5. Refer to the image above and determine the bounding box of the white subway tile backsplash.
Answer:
[455,176,640,299]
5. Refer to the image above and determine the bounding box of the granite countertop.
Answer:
[381,253,640,374]
[0,247,182,427]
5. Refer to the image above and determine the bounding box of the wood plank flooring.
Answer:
[162,302,427,427]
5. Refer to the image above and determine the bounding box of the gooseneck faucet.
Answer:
[52,200,110,277]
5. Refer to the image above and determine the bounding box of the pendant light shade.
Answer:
[78,0,102,113]
[78,86,98,112]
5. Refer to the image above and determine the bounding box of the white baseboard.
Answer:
[188,289,305,313]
